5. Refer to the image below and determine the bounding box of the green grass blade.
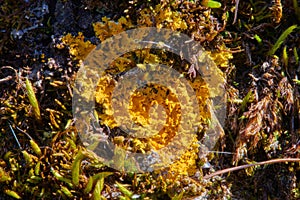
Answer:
[293,47,299,65]
[268,25,298,55]
[71,150,86,186]
[84,176,94,194]
[116,182,133,198]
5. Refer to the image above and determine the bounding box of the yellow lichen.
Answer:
[137,4,188,30]
[63,0,230,184]
[92,4,188,42]
[94,75,117,128]
[61,32,95,60]
[90,3,228,178]
[167,137,200,176]
[94,68,209,177]
[208,44,233,68]
[128,84,181,149]
[93,16,133,42]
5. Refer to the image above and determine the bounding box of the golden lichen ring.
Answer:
[72,27,226,172]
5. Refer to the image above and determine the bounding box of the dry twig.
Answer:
[203,158,300,179]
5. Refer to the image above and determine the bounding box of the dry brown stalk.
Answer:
[203,158,300,179]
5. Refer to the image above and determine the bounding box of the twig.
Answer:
[233,0,240,24]
[207,150,234,155]
[6,118,33,140]
[0,76,12,83]
[203,158,300,179]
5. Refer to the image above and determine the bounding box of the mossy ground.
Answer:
[0,0,299,199]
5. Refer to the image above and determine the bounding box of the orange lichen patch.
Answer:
[107,52,136,74]
[149,137,201,193]
[167,137,200,176]
[94,75,117,128]
[93,16,133,42]
[94,73,203,176]
[190,77,211,120]
[92,5,188,42]
[208,44,233,68]
[94,68,210,150]
[91,17,212,170]
[134,49,162,65]
[88,0,228,179]
[61,32,95,60]
[138,4,188,30]
[128,84,181,149]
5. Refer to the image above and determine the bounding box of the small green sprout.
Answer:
[282,46,288,67]
[29,140,42,157]
[116,182,133,198]
[91,172,113,198]
[22,150,33,164]
[293,78,300,85]
[93,179,103,200]
[0,167,11,182]
[84,176,94,194]
[25,78,41,121]
[34,161,41,176]
[201,0,222,8]
[60,186,73,198]
[241,90,254,112]
[51,167,73,186]
[254,34,262,44]
[4,190,21,199]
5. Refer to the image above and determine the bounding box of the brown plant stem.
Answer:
[203,158,300,179]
